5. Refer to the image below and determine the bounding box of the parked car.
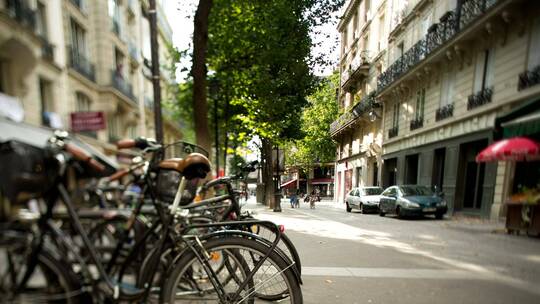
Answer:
[345,186,384,213]
[379,185,447,219]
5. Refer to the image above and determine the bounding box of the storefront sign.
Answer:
[71,111,106,132]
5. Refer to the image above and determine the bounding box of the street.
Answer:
[251,200,540,304]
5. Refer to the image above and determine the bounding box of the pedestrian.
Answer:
[309,190,316,209]
[294,189,300,208]
[289,190,297,208]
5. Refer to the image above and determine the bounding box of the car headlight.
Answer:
[437,200,447,207]
[404,200,420,208]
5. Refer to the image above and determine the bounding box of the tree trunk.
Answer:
[261,138,274,207]
[192,0,213,154]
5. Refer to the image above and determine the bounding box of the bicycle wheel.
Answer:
[161,237,302,303]
[0,244,85,303]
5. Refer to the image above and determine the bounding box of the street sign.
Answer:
[70,111,106,132]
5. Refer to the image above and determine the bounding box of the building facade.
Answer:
[333,0,540,218]
[0,0,181,157]
[332,0,390,203]
[377,0,540,219]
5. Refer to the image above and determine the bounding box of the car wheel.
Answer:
[396,206,404,219]
[359,203,364,214]
[379,209,385,217]
[346,202,351,213]
[435,212,444,220]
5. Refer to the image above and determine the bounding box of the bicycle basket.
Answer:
[0,140,59,204]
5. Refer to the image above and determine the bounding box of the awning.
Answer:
[280,179,298,188]
[309,178,334,185]
[476,137,540,162]
[501,110,540,139]
[495,97,540,139]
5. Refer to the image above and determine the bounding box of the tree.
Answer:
[191,0,213,153]
[286,73,340,169]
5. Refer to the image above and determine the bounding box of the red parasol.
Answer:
[476,137,540,162]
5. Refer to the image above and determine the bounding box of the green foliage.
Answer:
[228,153,247,177]
[286,72,339,168]
[207,0,325,145]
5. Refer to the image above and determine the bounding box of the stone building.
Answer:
[0,0,181,156]
[376,0,540,218]
[332,0,390,203]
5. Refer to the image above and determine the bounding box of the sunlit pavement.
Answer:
[243,198,540,304]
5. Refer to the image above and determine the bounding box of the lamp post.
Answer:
[209,78,220,176]
[148,0,163,143]
[273,145,282,212]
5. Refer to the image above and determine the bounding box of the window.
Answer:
[36,2,48,39]
[364,0,370,22]
[70,19,86,56]
[415,88,425,120]
[528,17,540,69]
[421,13,432,36]
[440,69,455,107]
[39,78,53,126]
[76,92,91,112]
[378,14,385,51]
[353,13,358,38]
[392,102,400,128]
[473,48,495,92]
[127,125,137,138]
[363,34,369,52]
[114,48,125,77]
[108,113,120,142]
[343,29,348,52]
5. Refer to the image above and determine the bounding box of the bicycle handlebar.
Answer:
[64,143,105,172]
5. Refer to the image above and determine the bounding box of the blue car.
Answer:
[379,185,447,219]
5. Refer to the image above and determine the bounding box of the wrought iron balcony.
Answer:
[330,92,379,136]
[467,87,493,110]
[517,65,540,91]
[410,116,424,131]
[2,0,36,30]
[388,126,398,139]
[40,37,54,61]
[435,103,454,121]
[377,0,500,93]
[341,50,371,87]
[67,47,95,82]
[111,70,136,102]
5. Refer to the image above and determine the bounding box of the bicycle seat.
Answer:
[158,153,211,179]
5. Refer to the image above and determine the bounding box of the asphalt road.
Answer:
[251,200,540,304]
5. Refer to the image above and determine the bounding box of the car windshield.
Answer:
[363,188,383,195]
[399,186,434,196]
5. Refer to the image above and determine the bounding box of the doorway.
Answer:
[432,148,446,191]
[405,154,419,184]
[383,158,397,188]
[457,139,488,211]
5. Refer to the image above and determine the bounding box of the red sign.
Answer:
[70,112,106,132]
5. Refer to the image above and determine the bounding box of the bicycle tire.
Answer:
[161,237,303,303]
[0,246,87,303]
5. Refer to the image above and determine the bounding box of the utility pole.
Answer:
[148,0,163,143]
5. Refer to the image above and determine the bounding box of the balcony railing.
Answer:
[388,126,399,139]
[517,65,540,91]
[435,103,454,121]
[341,50,371,86]
[111,70,136,102]
[377,0,500,93]
[410,116,424,131]
[330,92,378,135]
[2,1,36,30]
[67,47,95,81]
[467,87,493,110]
[40,37,54,61]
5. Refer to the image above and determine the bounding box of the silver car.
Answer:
[345,186,384,213]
